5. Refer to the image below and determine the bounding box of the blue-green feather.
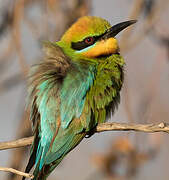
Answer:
[23,42,124,180]
[32,62,96,171]
[60,64,95,129]
[35,80,59,169]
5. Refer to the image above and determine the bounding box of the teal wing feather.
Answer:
[23,42,96,180]
[60,64,95,129]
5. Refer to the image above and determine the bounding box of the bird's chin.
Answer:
[95,51,120,59]
[95,53,113,59]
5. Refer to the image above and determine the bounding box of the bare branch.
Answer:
[0,121,169,178]
[0,136,33,151]
[96,122,169,133]
[0,167,34,179]
[0,122,169,151]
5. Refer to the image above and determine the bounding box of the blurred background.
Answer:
[0,0,168,179]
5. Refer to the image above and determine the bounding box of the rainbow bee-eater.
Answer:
[23,16,136,180]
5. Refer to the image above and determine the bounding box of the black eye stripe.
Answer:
[71,40,92,51]
[71,37,95,51]
[71,33,105,51]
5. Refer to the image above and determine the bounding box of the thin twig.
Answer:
[0,122,169,151]
[0,136,33,151]
[96,122,169,133]
[0,167,34,179]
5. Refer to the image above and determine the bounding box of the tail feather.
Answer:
[22,135,39,180]
[32,157,63,180]
[32,132,86,180]
[22,150,36,180]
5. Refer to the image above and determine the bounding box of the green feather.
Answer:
[23,16,127,180]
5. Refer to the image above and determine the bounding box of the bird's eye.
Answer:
[71,37,96,50]
[84,37,94,45]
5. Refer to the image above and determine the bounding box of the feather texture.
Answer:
[23,16,126,180]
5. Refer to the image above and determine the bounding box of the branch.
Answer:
[0,136,33,151]
[0,121,169,178]
[0,167,34,179]
[1,122,169,151]
[96,122,169,133]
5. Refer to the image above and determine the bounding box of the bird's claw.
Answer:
[85,127,96,138]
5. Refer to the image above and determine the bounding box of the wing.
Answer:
[23,42,70,178]
[29,41,70,138]
[23,42,96,179]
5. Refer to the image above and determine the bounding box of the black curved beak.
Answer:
[101,20,137,40]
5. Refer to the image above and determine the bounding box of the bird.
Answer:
[23,16,136,180]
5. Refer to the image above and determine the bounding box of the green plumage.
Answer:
[22,16,136,180]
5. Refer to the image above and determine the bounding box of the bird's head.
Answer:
[57,16,136,62]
